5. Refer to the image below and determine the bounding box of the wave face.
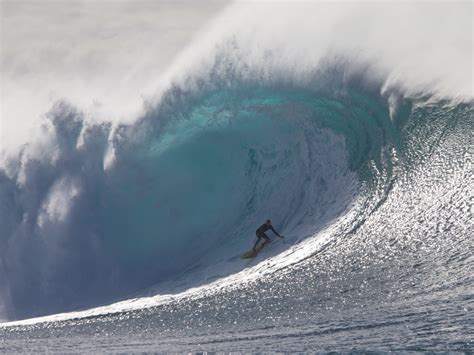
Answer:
[1,70,471,320]
[1,86,472,349]
[0,2,472,350]
[1,78,372,318]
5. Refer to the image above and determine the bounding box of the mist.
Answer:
[1,0,229,155]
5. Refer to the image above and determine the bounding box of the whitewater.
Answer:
[0,1,473,352]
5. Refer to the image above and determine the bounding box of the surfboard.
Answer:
[240,250,258,259]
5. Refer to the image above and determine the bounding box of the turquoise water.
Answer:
[0,72,472,351]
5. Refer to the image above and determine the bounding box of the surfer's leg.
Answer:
[260,233,271,249]
[253,236,261,251]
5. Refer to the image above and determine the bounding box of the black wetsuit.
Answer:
[255,223,278,241]
[253,223,282,251]
[253,222,282,251]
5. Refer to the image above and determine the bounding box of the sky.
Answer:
[0,0,229,155]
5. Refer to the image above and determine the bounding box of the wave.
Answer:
[0,1,472,322]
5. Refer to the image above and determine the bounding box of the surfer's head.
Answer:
[266,219,271,225]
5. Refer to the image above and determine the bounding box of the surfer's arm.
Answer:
[270,226,284,238]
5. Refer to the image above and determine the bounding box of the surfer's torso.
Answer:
[256,223,276,235]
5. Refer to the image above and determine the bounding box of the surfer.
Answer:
[254,219,284,251]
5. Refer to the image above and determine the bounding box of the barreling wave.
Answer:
[0,2,472,323]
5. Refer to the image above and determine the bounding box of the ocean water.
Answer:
[0,2,473,352]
